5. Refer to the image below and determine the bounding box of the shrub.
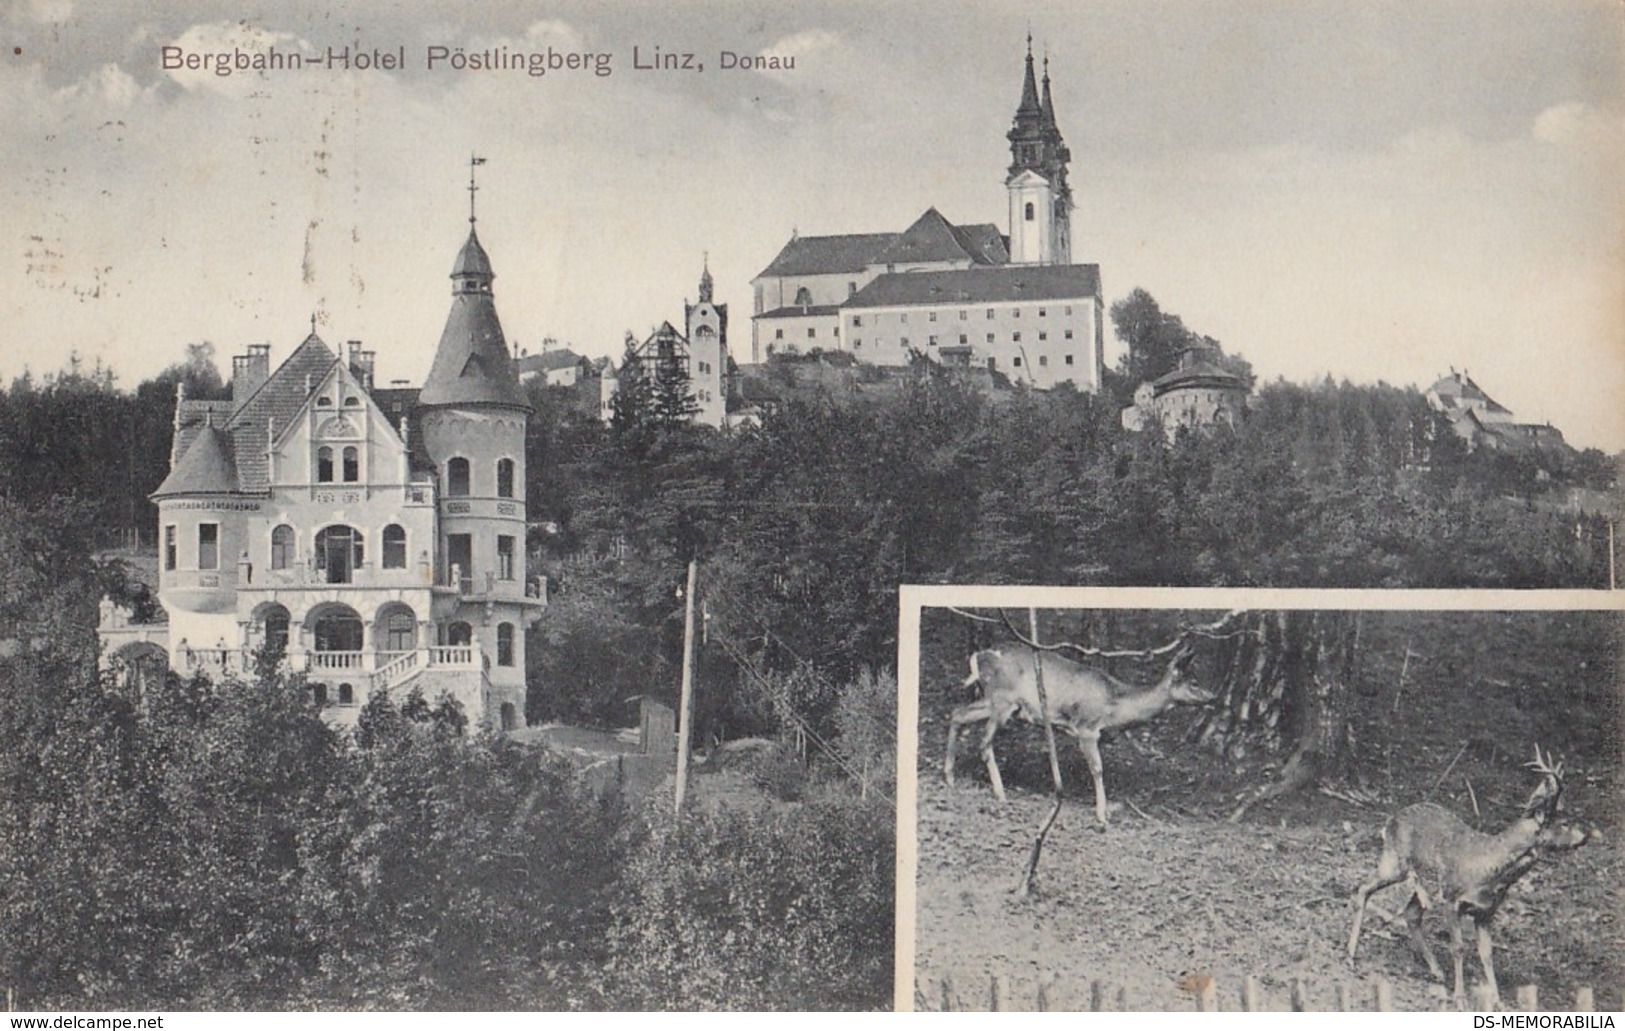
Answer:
[595,799,894,1010]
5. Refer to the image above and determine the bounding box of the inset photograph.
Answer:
[910,601,1621,1012]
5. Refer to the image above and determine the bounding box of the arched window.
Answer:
[447,457,470,497]
[496,458,515,499]
[261,605,290,656]
[314,525,364,584]
[270,525,294,570]
[342,446,359,483]
[382,609,416,652]
[338,683,354,705]
[1024,201,1035,222]
[446,621,473,647]
[316,446,334,483]
[382,524,406,569]
[311,683,328,706]
[497,622,515,667]
[793,286,813,307]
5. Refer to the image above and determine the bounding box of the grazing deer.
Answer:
[942,643,1210,826]
[1346,747,1590,1009]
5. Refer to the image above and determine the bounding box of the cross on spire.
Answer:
[468,154,487,225]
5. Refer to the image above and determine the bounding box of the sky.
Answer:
[3,0,1623,448]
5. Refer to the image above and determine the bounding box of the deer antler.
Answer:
[1525,744,1565,783]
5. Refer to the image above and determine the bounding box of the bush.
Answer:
[595,799,894,1010]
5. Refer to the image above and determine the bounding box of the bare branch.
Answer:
[996,608,1252,660]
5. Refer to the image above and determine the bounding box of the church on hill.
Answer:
[102,165,544,729]
[749,40,1105,392]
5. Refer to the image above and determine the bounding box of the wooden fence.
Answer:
[919,972,1605,1012]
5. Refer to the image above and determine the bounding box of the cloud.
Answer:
[54,62,147,107]
[763,29,841,61]
[1532,101,1623,149]
[520,19,587,51]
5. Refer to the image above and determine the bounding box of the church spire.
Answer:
[1041,52,1057,128]
[1016,33,1042,119]
[698,251,714,304]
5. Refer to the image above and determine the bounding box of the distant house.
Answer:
[1122,351,1248,435]
[515,345,594,387]
[1426,369,1571,456]
[601,260,730,429]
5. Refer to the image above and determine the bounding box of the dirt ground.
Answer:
[913,609,1624,1012]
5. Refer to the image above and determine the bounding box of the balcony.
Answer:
[173,642,485,696]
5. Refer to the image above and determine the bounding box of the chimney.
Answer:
[231,343,271,403]
[344,341,375,390]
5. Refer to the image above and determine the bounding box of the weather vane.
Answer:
[468,153,486,224]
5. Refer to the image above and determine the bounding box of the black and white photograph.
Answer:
[908,596,1622,1012]
[1,0,1622,1016]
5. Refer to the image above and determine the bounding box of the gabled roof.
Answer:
[1428,371,1513,415]
[756,232,898,278]
[515,349,587,376]
[952,223,1010,265]
[873,208,983,267]
[226,333,342,491]
[843,264,1101,309]
[153,424,238,498]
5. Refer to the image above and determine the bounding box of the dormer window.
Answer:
[317,396,333,407]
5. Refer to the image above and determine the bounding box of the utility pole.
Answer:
[673,557,699,814]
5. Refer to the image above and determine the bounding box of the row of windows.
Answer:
[854,329,1077,347]
[851,306,1073,328]
[313,451,519,498]
[849,332,1079,360]
[445,457,517,498]
[773,325,840,341]
[165,523,518,585]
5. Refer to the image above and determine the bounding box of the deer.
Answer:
[942,641,1211,827]
[1346,746,1591,1009]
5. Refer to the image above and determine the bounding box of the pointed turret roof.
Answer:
[453,227,494,279]
[698,254,714,303]
[419,226,528,409]
[153,423,239,497]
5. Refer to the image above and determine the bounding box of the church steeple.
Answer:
[698,252,714,304]
[1006,40,1074,265]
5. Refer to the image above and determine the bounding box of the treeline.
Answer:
[524,356,1616,735]
[0,346,226,544]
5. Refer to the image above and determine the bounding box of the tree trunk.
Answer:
[1194,610,1361,820]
